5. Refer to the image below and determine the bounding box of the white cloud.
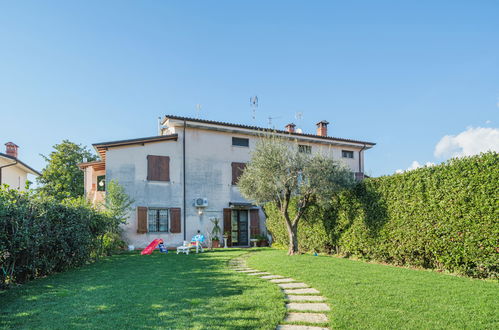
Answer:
[434,127,499,159]
[395,161,435,174]
[485,120,492,124]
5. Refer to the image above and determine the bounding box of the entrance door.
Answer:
[231,210,249,246]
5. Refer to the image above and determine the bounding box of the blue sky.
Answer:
[1,1,498,178]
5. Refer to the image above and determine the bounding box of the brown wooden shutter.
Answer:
[147,155,170,181]
[231,162,246,185]
[170,208,181,233]
[137,207,148,234]
[223,208,232,246]
[250,209,260,236]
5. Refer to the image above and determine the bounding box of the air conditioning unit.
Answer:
[193,198,208,208]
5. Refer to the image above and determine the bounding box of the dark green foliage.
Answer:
[0,188,109,289]
[265,152,499,278]
[37,140,97,200]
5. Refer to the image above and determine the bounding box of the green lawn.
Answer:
[246,249,499,329]
[0,250,285,329]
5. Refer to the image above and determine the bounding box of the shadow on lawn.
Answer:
[0,250,276,329]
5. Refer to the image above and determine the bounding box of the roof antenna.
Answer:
[295,112,303,133]
[250,96,258,121]
[157,116,162,135]
[195,104,202,118]
[268,115,281,129]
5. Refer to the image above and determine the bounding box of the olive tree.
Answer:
[238,136,355,255]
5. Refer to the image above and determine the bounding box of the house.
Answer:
[0,142,41,190]
[80,115,375,248]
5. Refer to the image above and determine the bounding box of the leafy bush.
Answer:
[265,152,499,278]
[0,188,109,289]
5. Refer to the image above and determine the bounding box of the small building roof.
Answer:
[0,153,41,176]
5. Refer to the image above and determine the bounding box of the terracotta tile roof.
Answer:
[163,115,375,146]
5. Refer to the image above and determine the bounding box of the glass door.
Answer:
[231,210,249,246]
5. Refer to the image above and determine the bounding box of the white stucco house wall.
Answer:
[80,115,375,249]
[0,142,41,191]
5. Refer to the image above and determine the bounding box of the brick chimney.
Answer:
[5,142,19,158]
[316,120,329,136]
[285,123,296,133]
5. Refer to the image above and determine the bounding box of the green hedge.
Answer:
[0,188,110,289]
[265,152,499,278]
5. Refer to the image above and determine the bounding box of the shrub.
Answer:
[265,152,499,278]
[0,188,109,289]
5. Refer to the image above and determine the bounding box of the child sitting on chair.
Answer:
[158,240,168,253]
[191,230,205,252]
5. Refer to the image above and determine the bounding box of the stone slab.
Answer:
[276,325,328,330]
[283,288,320,294]
[270,278,295,283]
[278,283,308,289]
[286,295,325,302]
[236,269,259,273]
[286,303,330,312]
[247,272,270,276]
[260,275,284,279]
[284,312,328,323]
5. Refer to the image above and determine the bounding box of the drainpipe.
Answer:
[183,119,187,241]
[359,143,367,174]
[0,159,18,186]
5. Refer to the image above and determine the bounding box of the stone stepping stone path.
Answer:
[228,257,330,330]
[261,275,284,279]
[270,278,295,283]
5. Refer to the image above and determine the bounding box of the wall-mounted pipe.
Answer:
[359,143,367,174]
[183,119,187,241]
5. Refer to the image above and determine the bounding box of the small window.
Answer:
[148,208,169,232]
[298,145,311,154]
[232,137,249,147]
[342,150,354,158]
[97,175,106,191]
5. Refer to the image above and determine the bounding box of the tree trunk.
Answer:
[286,223,299,255]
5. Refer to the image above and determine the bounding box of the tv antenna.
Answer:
[250,96,258,121]
[195,104,202,118]
[267,115,281,129]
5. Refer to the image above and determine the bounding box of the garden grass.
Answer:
[0,249,285,329]
[246,249,499,329]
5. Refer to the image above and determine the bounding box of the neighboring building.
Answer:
[0,142,41,191]
[80,115,375,248]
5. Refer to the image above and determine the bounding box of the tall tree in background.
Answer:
[37,140,97,200]
[238,136,355,255]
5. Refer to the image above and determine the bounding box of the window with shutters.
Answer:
[147,155,170,181]
[148,208,169,232]
[231,162,246,185]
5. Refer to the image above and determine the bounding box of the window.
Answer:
[298,145,312,154]
[148,208,169,232]
[147,155,170,181]
[232,162,247,185]
[342,150,354,158]
[232,137,249,147]
[97,175,106,191]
